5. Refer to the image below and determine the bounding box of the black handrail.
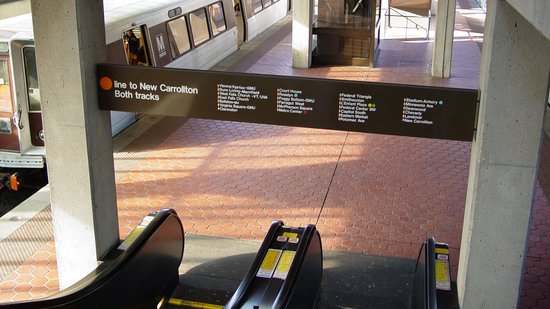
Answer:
[0,208,184,309]
[411,237,438,309]
[224,220,284,309]
[271,224,318,308]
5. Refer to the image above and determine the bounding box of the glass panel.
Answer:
[167,16,191,58]
[0,59,8,85]
[123,27,150,66]
[189,8,210,46]
[208,2,226,37]
[0,117,11,134]
[316,0,371,29]
[0,59,12,112]
[263,0,273,8]
[313,0,377,65]
[23,48,41,112]
[243,0,254,17]
[253,0,263,13]
[0,42,8,53]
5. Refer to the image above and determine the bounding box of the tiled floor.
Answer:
[1,1,549,308]
[521,134,550,309]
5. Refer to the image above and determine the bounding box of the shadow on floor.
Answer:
[169,234,417,309]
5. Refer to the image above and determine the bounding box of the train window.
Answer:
[123,26,151,66]
[242,0,255,16]
[0,59,11,112]
[208,2,226,37]
[253,0,263,13]
[167,16,191,58]
[0,59,8,85]
[189,8,210,46]
[22,47,41,112]
[263,0,273,8]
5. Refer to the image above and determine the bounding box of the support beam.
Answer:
[457,0,550,307]
[506,0,549,40]
[30,0,119,289]
[432,0,456,78]
[292,0,314,68]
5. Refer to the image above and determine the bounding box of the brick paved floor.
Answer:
[520,134,550,308]
[0,240,57,302]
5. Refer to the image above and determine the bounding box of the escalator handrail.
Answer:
[426,237,437,309]
[272,223,319,308]
[0,208,184,308]
[224,220,284,309]
[411,237,438,309]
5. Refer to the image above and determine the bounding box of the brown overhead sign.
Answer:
[97,64,478,141]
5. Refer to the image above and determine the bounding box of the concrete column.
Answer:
[292,0,313,68]
[457,0,550,308]
[431,0,456,78]
[30,0,119,289]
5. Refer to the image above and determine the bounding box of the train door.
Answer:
[7,40,45,157]
[116,25,153,134]
[123,25,152,66]
[233,0,247,43]
[21,47,44,149]
[0,48,18,153]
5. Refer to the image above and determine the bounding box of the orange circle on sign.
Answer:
[99,76,113,91]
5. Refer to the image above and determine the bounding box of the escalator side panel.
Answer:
[426,238,437,309]
[224,221,284,309]
[0,209,184,309]
[411,238,459,309]
[90,215,184,308]
[225,224,323,309]
[283,230,323,309]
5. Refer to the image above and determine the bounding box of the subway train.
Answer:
[0,0,290,188]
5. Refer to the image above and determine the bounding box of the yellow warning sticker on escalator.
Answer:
[117,214,155,251]
[435,258,451,291]
[256,249,282,278]
[117,226,145,251]
[168,298,223,309]
[273,250,296,280]
[282,232,298,239]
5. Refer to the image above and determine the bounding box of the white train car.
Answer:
[234,0,290,43]
[0,0,289,190]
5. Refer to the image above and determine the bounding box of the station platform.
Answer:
[0,1,548,308]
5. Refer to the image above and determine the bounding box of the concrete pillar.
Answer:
[292,0,313,68]
[457,0,550,307]
[432,0,456,78]
[30,0,119,289]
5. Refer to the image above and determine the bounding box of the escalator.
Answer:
[223,221,322,308]
[0,209,184,308]
[0,208,457,309]
[411,237,459,309]
[0,209,322,309]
